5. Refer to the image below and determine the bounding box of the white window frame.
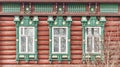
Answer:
[52,27,68,54]
[19,26,35,54]
[85,27,101,54]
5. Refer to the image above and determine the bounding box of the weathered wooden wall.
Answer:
[0,17,120,67]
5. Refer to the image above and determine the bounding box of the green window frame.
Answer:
[2,3,20,13]
[85,27,102,54]
[100,3,118,13]
[68,3,86,12]
[81,16,106,63]
[34,3,53,13]
[14,16,39,63]
[52,27,68,54]
[47,16,72,63]
[19,27,35,54]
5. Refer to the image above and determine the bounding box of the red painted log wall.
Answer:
[0,17,119,67]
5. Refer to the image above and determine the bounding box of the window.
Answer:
[52,27,68,54]
[81,16,106,62]
[19,27,35,54]
[85,27,101,54]
[47,16,72,63]
[2,3,20,13]
[68,3,86,12]
[14,16,39,63]
[100,3,118,13]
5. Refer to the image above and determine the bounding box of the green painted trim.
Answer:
[14,16,39,62]
[2,3,20,13]
[48,16,72,63]
[81,16,106,62]
[68,3,86,12]
[34,3,53,13]
[100,3,118,13]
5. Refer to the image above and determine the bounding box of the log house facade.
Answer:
[0,0,120,67]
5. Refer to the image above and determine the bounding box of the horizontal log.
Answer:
[38,55,49,59]
[0,36,16,41]
[0,41,16,46]
[71,36,82,41]
[0,55,15,59]
[0,50,16,55]
[71,45,82,50]
[0,60,16,64]
[0,46,16,50]
[0,26,15,31]
[37,59,50,64]
[106,18,120,21]
[38,51,49,55]
[38,31,49,36]
[105,26,119,32]
[72,17,81,21]
[71,41,82,45]
[71,21,82,26]
[71,50,82,55]
[0,21,15,26]
[105,21,120,26]
[38,45,49,50]
[38,26,49,31]
[0,17,14,21]
[0,31,16,36]
[38,41,49,45]
[105,32,120,36]
[71,31,82,36]
[70,60,82,64]
[71,26,82,31]
[71,55,82,59]
[105,37,120,41]
[104,41,119,46]
[39,17,47,21]
[38,36,49,41]
[38,21,48,26]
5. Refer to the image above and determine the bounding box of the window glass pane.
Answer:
[28,36,34,53]
[54,37,59,52]
[24,28,34,36]
[21,36,26,52]
[86,28,92,53]
[87,36,92,53]
[86,27,101,53]
[93,28,99,35]
[87,28,92,35]
[94,28,100,53]
[61,37,66,52]
[54,28,59,35]
[60,28,66,35]
[94,36,100,52]
[21,27,24,35]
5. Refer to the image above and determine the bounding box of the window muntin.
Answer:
[19,27,35,54]
[52,27,68,54]
[85,27,101,54]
